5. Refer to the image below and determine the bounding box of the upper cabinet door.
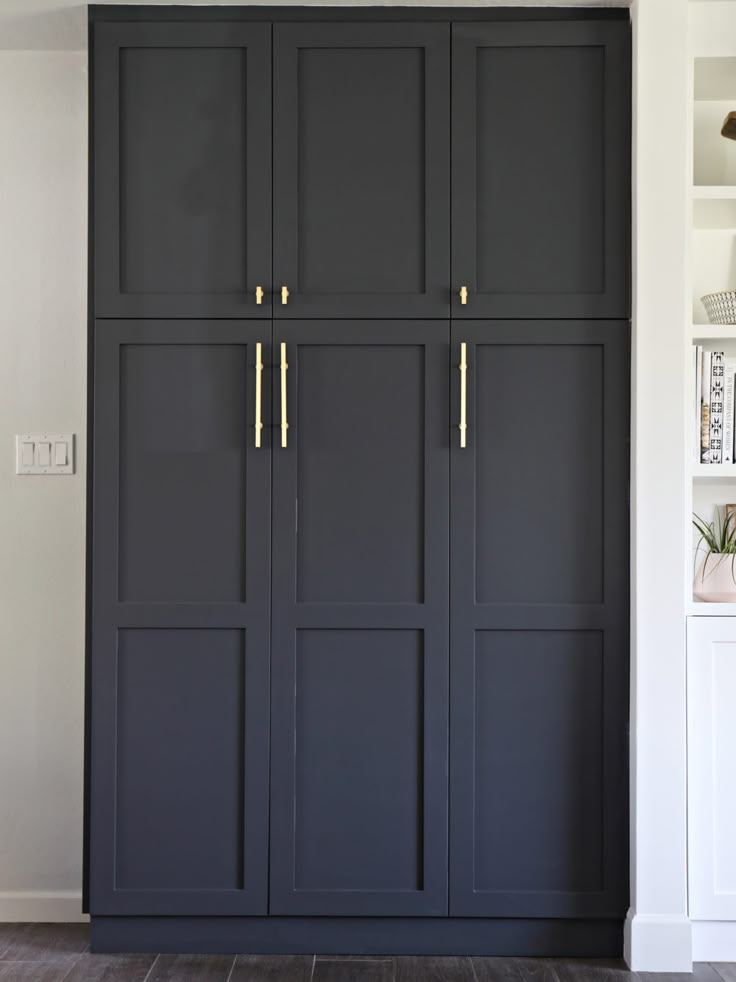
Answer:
[452,21,630,319]
[273,24,450,319]
[93,24,271,318]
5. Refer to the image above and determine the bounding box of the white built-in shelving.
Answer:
[688,3,736,608]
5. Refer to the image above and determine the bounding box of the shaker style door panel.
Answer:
[273,25,450,318]
[270,322,449,915]
[452,22,630,319]
[93,24,271,318]
[449,321,629,917]
[89,321,271,915]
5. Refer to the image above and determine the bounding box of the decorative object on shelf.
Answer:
[722,112,736,141]
[693,510,736,601]
[702,292,736,325]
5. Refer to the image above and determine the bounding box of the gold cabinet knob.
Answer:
[459,286,468,305]
[255,286,264,305]
[281,286,289,306]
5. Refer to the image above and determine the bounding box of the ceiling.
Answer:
[0,0,630,52]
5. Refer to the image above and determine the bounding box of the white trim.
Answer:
[0,892,88,923]
[624,911,693,972]
[692,921,736,961]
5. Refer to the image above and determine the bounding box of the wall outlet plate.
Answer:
[16,434,74,475]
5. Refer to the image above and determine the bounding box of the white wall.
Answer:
[0,51,87,921]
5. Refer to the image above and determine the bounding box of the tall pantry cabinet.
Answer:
[86,7,631,955]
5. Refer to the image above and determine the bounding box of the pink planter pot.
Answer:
[694,553,736,602]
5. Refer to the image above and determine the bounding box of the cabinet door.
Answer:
[273,25,450,319]
[452,22,630,319]
[449,322,629,918]
[89,321,271,915]
[688,617,736,920]
[93,24,271,318]
[270,322,449,915]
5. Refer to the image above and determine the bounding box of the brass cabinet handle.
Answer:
[255,285,264,305]
[459,286,468,306]
[255,342,264,449]
[459,342,468,449]
[280,342,289,448]
[281,286,289,306]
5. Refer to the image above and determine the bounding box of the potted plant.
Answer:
[693,509,736,601]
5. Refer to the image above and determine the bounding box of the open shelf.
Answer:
[688,601,736,616]
[690,324,736,341]
[692,185,736,199]
[693,463,736,481]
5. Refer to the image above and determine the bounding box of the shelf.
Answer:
[693,463,736,480]
[688,601,736,617]
[690,324,736,340]
[692,185,736,198]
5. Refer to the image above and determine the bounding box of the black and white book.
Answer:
[710,351,725,465]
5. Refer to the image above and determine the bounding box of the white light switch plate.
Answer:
[16,434,74,475]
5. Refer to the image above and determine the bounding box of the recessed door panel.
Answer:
[294,629,424,893]
[450,321,629,918]
[296,344,425,604]
[270,321,449,916]
[274,25,450,318]
[94,24,271,317]
[452,22,630,318]
[472,629,604,895]
[115,629,246,892]
[119,344,248,603]
[474,342,604,606]
[90,321,271,916]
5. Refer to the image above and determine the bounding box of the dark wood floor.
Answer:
[0,925,731,982]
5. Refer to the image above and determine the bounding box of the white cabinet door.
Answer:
[688,617,736,919]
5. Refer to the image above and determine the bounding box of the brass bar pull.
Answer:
[459,286,468,306]
[255,285,264,305]
[281,286,289,306]
[280,342,289,449]
[255,342,263,449]
[459,342,468,449]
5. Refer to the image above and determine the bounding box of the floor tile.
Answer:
[0,925,89,962]
[230,955,314,982]
[313,958,392,982]
[395,956,474,982]
[62,952,156,982]
[147,954,234,982]
[641,965,723,982]
[0,964,74,982]
[472,959,524,982]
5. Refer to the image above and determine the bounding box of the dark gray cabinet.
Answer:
[93,24,272,318]
[451,21,630,319]
[449,322,629,918]
[89,322,271,914]
[87,9,631,956]
[273,25,450,318]
[269,322,449,915]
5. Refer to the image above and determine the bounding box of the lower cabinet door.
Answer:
[89,321,271,915]
[449,321,630,918]
[688,617,736,920]
[270,321,449,916]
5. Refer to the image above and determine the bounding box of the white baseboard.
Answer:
[0,892,88,923]
[692,921,736,961]
[624,909,693,972]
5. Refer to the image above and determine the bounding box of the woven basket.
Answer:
[702,291,736,325]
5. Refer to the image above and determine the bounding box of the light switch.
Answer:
[16,434,74,475]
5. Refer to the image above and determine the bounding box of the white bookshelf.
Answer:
[689,6,736,608]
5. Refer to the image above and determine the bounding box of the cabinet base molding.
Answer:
[692,921,736,962]
[90,916,623,956]
[623,911,693,972]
